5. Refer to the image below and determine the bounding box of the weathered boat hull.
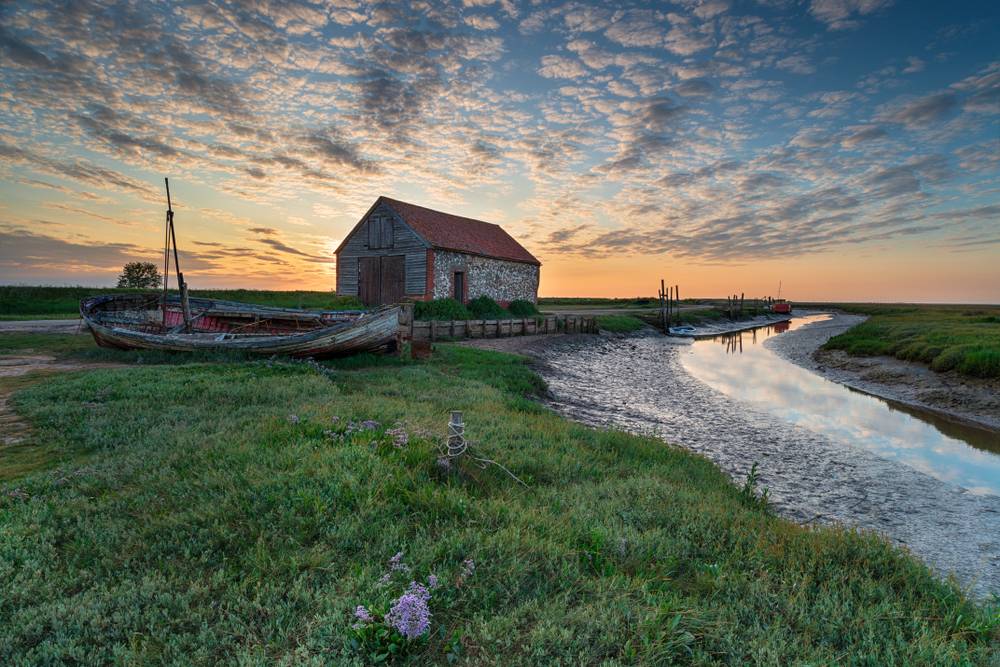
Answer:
[80,294,400,357]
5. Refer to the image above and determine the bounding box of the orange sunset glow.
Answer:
[1,1,997,302]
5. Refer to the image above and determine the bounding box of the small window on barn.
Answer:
[367,216,394,249]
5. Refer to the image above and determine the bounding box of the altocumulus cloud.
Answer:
[0,0,996,283]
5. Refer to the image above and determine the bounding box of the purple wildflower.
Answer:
[331,415,341,423]
[388,551,409,573]
[351,604,374,630]
[427,574,439,589]
[406,581,431,601]
[354,605,373,623]
[361,419,380,430]
[386,583,432,639]
[461,558,476,578]
[387,426,409,448]
[287,414,300,424]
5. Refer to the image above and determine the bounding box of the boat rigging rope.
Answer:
[442,411,527,487]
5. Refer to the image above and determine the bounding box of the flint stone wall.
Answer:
[432,250,539,304]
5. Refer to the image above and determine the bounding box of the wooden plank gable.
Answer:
[336,201,429,298]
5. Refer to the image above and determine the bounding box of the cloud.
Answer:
[880,92,959,127]
[0,0,996,286]
[664,13,713,56]
[605,10,663,48]
[0,227,217,278]
[841,125,888,147]
[0,142,160,201]
[257,237,334,262]
[809,0,894,30]
[863,155,951,200]
[674,79,713,97]
[538,55,588,79]
[300,128,380,173]
[464,14,499,30]
[902,56,925,74]
[776,55,816,75]
[73,104,180,159]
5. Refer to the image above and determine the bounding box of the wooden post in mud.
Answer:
[659,280,667,332]
[674,285,680,327]
[740,293,745,317]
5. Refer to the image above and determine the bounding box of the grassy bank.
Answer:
[0,336,996,664]
[0,286,361,318]
[823,304,1000,379]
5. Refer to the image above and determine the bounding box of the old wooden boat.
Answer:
[81,293,400,357]
[80,179,399,357]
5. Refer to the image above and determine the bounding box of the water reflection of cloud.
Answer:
[681,316,1000,496]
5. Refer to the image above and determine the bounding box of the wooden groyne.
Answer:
[398,305,597,342]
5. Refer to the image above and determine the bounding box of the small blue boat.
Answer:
[668,325,697,336]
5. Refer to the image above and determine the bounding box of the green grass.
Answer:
[823,304,1000,379]
[0,332,97,357]
[596,315,647,333]
[0,337,996,664]
[0,286,361,317]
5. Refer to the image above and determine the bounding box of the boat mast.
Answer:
[162,184,170,326]
[164,178,193,331]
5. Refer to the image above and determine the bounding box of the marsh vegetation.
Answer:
[823,304,1000,378]
[0,333,996,663]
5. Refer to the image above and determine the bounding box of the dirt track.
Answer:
[0,355,124,446]
[0,319,85,334]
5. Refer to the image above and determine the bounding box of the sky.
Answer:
[0,0,998,302]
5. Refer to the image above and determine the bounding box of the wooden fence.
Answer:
[397,306,597,342]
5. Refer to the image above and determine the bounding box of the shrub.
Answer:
[466,295,508,319]
[413,298,472,321]
[507,299,540,317]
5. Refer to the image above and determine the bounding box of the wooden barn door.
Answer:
[358,255,405,306]
[380,255,405,306]
[358,257,380,306]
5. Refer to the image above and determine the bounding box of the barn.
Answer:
[334,196,541,307]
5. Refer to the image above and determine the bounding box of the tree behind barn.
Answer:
[117,262,162,289]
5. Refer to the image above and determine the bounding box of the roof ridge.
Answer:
[368,196,540,266]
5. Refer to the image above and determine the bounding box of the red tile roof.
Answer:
[380,196,540,265]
